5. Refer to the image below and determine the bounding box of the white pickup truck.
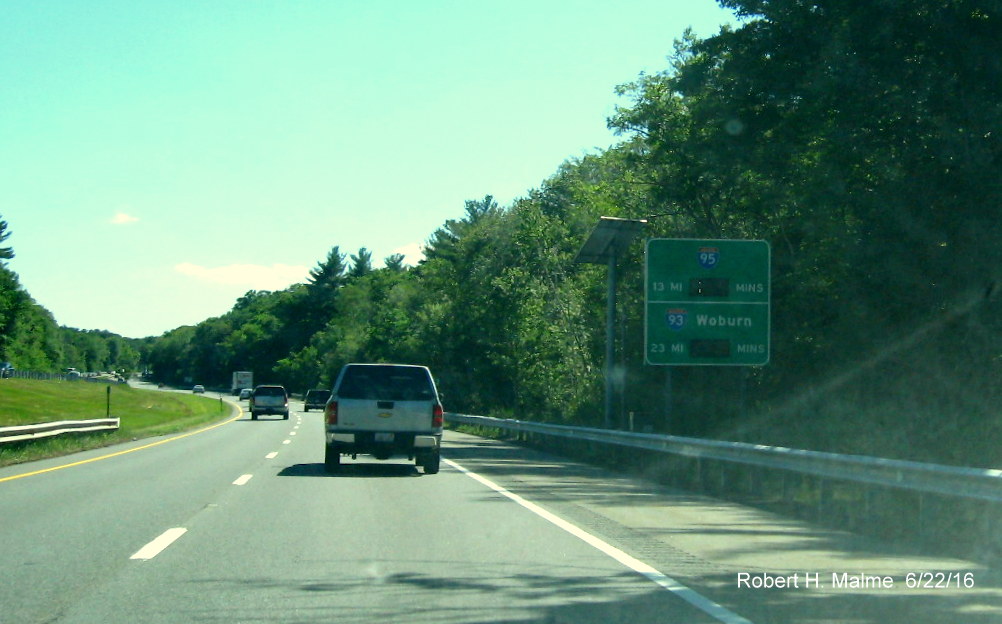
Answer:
[324,363,443,474]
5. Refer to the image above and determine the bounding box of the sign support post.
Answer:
[604,254,616,429]
[575,217,647,429]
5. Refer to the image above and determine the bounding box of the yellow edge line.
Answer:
[0,404,243,484]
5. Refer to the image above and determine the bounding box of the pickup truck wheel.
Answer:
[251,413,258,421]
[324,445,341,472]
[283,413,289,420]
[422,451,440,475]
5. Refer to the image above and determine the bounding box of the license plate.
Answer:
[374,433,394,443]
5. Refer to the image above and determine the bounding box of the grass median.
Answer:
[0,378,235,467]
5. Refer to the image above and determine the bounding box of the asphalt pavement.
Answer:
[1,393,999,623]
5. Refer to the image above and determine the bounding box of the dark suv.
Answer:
[303,389,331,412]
[249,385,289,420]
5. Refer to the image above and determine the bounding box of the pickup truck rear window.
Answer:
[337,366,435,401]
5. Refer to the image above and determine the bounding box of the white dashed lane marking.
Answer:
[130,528,187,561]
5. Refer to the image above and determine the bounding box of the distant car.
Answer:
[303,389,331,412]
[238,388,253,400]
[192,384,205,393]
[324,363,443,473]
[249,384,289,420]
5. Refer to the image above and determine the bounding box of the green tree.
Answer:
[0,216,14,264]
[464,194,499,223]
[0,267,28,361]
[146,326,197,384]
[383,253,406,273]
[188,318,234,386]
[7,300,62,370]
[307,246,347,297]
[274,345,322,394]
[347,247,373,280]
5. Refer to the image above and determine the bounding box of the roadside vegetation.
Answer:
[1,1,999,469]
[0,379,232,467]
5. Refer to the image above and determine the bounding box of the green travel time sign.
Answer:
[645,239,770,366]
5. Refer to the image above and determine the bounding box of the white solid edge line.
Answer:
[233,474,253,486]
[130,527,188,561]
[443,458,754,624]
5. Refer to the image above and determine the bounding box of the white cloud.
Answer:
[110,212,139,225]
[388,242,426,266]
[174,262,310,290]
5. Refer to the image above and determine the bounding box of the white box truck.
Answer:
[231,371,253,395]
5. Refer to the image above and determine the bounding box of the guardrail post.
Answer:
[985,502,998,556]
[917,493,925,539]
[817,477,828,521]
[106,386,111,417]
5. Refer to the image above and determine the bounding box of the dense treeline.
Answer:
[8,2,1002,464]
[0,218,145,374]
[153,0,1002,464]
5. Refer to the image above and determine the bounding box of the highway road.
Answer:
[1,391,1000,623]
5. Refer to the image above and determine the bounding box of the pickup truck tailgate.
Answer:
[337,398,435,432]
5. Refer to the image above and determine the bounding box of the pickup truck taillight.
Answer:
[325,401,338,425]
[432,404,443,428]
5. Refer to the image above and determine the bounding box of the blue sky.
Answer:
[1,1,736,339]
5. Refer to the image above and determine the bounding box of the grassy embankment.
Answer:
[0,379,233,467]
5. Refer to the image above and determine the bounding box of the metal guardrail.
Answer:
[1,369,128,383]
[446,413,1002,503]
[0,418,120,444]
